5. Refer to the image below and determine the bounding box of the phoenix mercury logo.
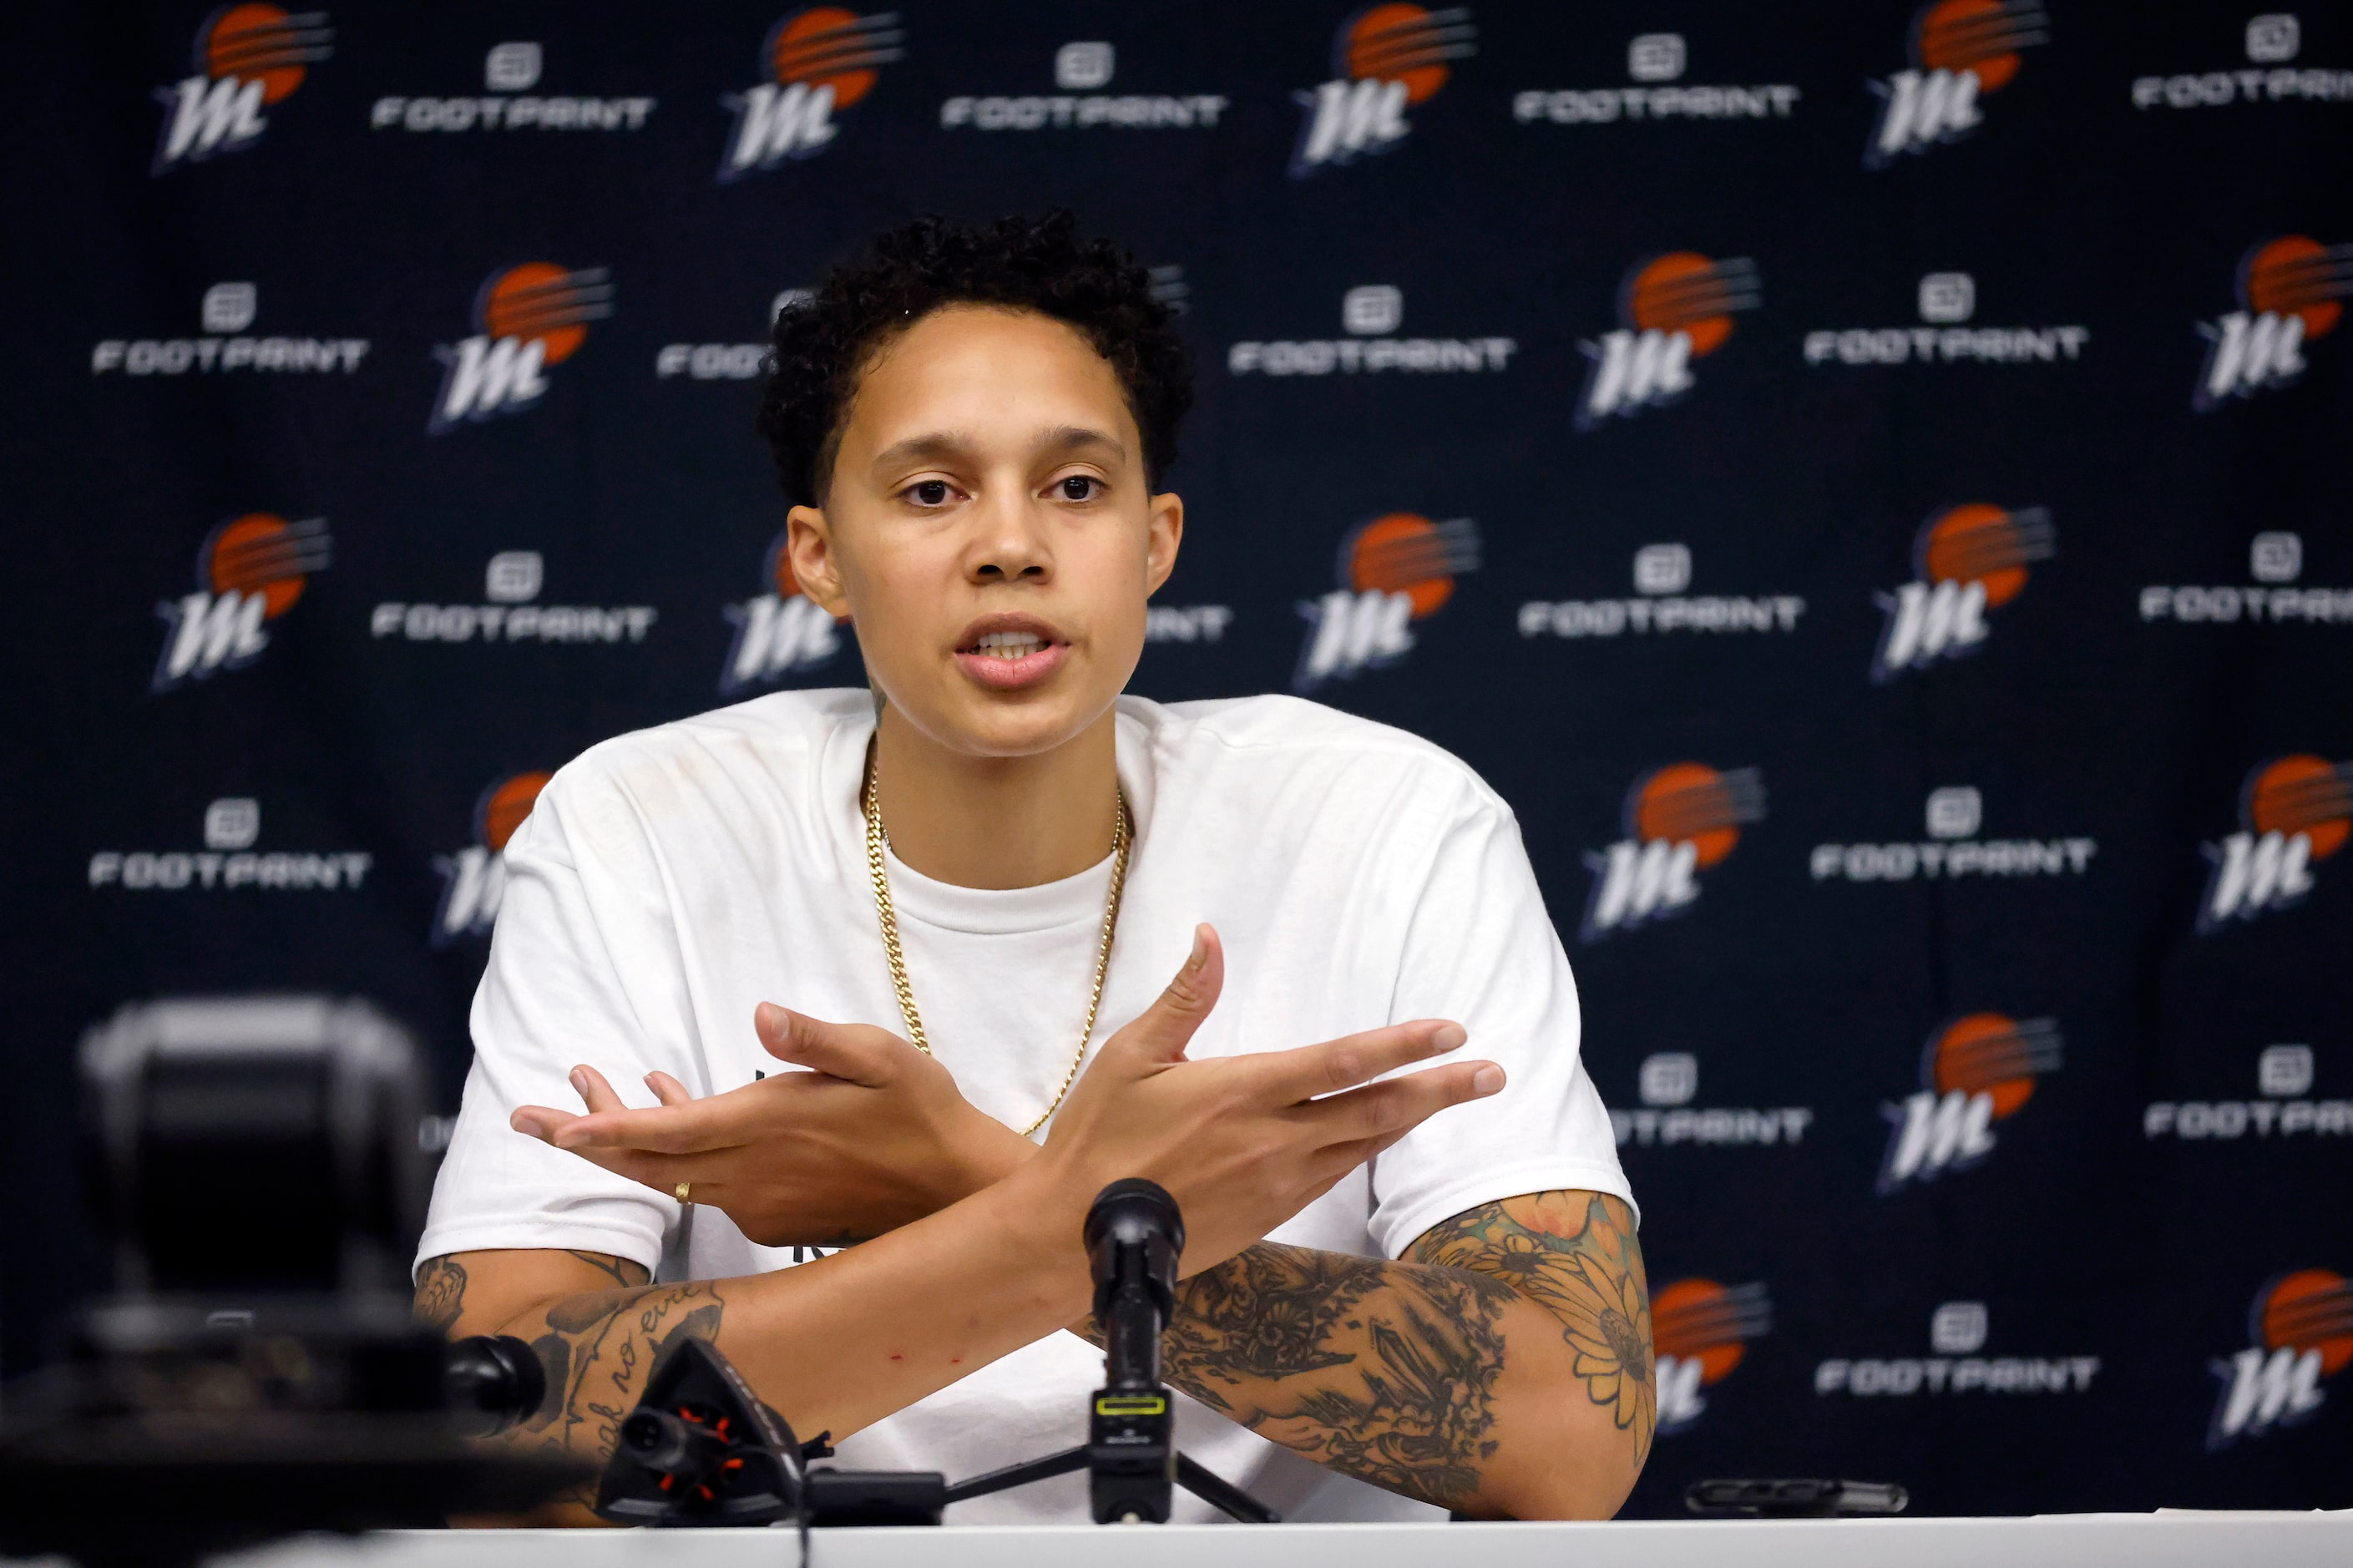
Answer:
[1293,513,1479,691]
[1871,503,2054,680]
[1579,253,1759,428]
[1290,6,1475,176]
[1877,1013,2062,1192]
[1866,0,2048,168]
[1581,764,1766,941]
[154,513,331,692]
[1654,1279,1773,1434]
[430,264,613,432]
[721,533,843,693]
[2194,236,2352,408]
[432,772,550,945]
[2199,756,2352,929]
[2209,1269,2352,1449]
[153,5,333,175]
[720,9,904,178]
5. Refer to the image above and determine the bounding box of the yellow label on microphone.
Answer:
[1095,1394,1168,1417]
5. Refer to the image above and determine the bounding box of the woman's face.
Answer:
[785,305,1182,760]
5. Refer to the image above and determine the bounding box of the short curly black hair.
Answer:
[756,211,1194,508]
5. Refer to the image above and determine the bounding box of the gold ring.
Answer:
[675,1181,691,1204]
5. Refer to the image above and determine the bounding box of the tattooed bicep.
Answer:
[411,1249,652,1343]
[1409,1191,1641,1273]
[1410,1191,1655,1464]
[1407,1191,1649,1329]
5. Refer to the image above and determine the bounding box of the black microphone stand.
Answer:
[943,1180,1278,1525]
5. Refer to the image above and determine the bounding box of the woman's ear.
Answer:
[785,504,851,619]
[1144,491,1184,597]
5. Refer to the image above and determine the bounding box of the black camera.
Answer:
[0,997,588,1567]
[3,996,1278,1560]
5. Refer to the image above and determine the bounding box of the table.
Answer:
[202,1512,2353,1568]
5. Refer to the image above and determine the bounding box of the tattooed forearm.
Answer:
[414,1256,468,1334]
[1410,1191,1655,1472]
[1072,1191,1651,1515]
[1235,1263,1515,1508]
[1115,1243,1514,1510]
[1161,1247,1381,1399]
[412,1249,712,1513]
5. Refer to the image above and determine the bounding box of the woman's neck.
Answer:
[870,702,1121,890]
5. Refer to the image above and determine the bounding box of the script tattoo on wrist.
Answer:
[1410,1191,1655,1472]
[1148,1244,1513,1510]
[511,1277,722,1506]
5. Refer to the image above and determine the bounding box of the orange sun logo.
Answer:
[1926,1012,2062,1118]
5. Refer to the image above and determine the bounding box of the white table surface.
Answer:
[195,1511,2353,1568]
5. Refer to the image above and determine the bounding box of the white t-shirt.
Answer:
[420,689,1631,1524]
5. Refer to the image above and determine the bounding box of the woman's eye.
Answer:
[909,480,952,507]
[1058,475,1099,502]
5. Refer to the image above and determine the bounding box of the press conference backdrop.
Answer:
[10,0,2351,1519]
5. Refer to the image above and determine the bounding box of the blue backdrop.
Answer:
[10,0,2352,1515]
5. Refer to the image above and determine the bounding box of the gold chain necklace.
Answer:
[861,743,1131,1138]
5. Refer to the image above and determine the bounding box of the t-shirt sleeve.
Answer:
[1364,781,1633,1261]
[414,768,701,1280]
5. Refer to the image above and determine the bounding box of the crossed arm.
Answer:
[419,1188,1650,1520]
[1101,1190,1651,1515]
[416,1154,1113,1522]
[422,933,1650,1520]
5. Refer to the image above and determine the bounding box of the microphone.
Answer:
[1081,1179,1184,1521]
[443,1334,548,1436]
[1084,1177,1184,1392]
[937,1183,1275,1523]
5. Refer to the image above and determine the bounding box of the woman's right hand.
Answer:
[1035,923,1505,1276]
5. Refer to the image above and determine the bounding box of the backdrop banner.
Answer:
[9,1,2351,1516]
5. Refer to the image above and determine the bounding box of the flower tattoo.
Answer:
[1411,1190,1656,1470]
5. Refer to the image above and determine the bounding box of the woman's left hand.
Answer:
[510,1002,1035,1247]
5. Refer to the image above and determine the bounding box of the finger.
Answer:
[511,1105,581,1141]
[1106,923,1224,1065]
[571,1065,630,1115]
[509,1111,682,1184]
[549,1142,662,1181]
[515,1104,740,1191]
[553,1100,738,1156]
[645,1070,694,1107]
[1302,1060,1505,1151]
[1249,1019,1470,1104]
[756,1003,903,1087]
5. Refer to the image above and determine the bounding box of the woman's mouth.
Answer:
[954,627,1070,690]
[972,630,1048,660]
